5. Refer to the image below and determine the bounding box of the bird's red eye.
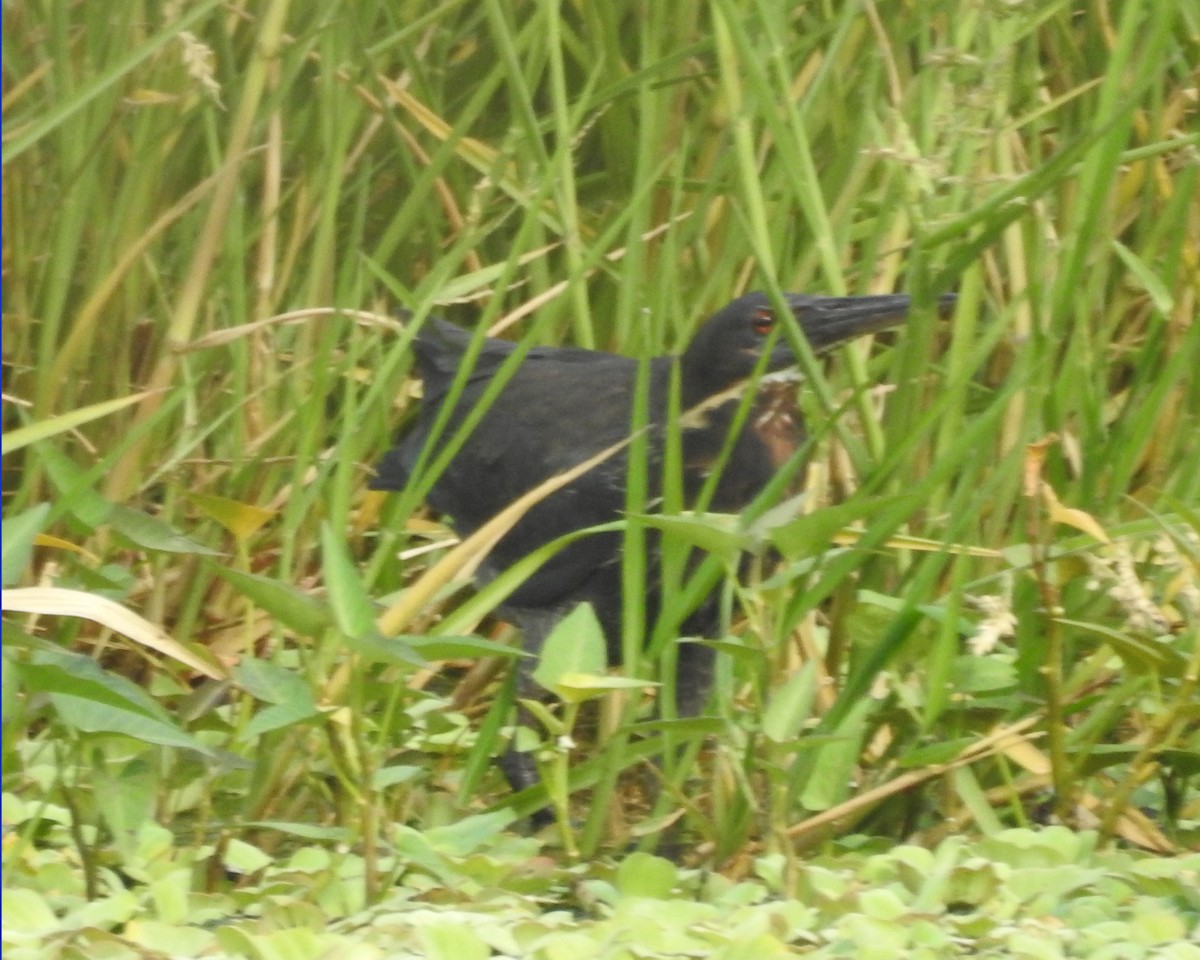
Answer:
[752,308,774,335]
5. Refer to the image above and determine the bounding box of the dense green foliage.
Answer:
[3,0,1198,955]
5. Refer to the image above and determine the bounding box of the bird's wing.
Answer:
[436,361,641,608]
[412,319,516,406]
[374,345,676,609]
[415,320,607,402]
[420,355,641,526]
[372,337,641,489]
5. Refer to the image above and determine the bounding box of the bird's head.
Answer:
[679,290,954,403]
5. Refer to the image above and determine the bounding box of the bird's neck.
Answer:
[677,351,730,408]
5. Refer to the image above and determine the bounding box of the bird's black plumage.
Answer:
[372,290,953,810]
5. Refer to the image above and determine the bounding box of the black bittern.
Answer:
[373,291,954,810]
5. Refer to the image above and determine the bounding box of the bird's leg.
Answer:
[672,638,716,718]
[497,605,562,828]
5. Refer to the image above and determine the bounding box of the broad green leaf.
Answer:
[109,505,221,556]
[762,659,819,743]
[35,445,113,528]
[213,927,323,960]
[233,658,314,705]
[532,602,608,694]
[418,923,490,960]
[635,511,752,561]
[92,754,157,862]
[208,564,332,638]
[17,648,173,721]
[183,490,276,541]
[321,521,375,639]
[125,919,214,956]
[1,502,50,587]
[423,810,515,856]
[615,852,679,898]
[898,738,979,769]
[1111,239,1174,314]
[344,628,426,666]
[799,696,873,812]
[949,655,1019,694]
[1054,617,1185,674]
[67,889,141,933]
[408,635,524,660]
[770,496,914,559]
[222,839,274,874]
[15,652,209,750]
[50,691,209,753]
[552,672,658,705]
[238,821,351,842]
[241,699,322,738]
[372,765,423,789]
[0,888,59,935]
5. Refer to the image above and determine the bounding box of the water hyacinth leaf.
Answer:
[615,852,679,898]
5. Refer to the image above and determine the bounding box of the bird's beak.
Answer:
[779,292,957,361]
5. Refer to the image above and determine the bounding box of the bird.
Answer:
[372,290,954,810]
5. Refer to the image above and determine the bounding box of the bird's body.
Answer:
[377,328,673,615]
[375,316,803,626]
[373,291,952,807]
